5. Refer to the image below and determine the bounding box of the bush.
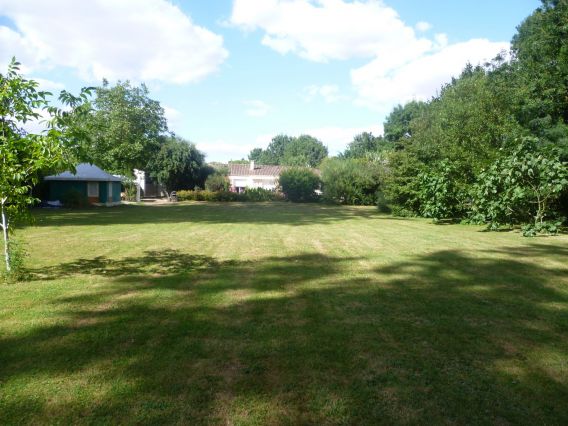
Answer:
[176,188,284,203]
[245,188,283,202]
[416,160,468,221]
[470,137,568,233]
[320,158,383,205]
[61,188,88,208]
[279,168,320,202]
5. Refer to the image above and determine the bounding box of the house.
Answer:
[228,161,285,192]
[44,163,122,206]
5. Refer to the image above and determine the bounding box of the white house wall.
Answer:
[229,175,279,190]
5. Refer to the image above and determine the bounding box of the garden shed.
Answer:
[44,163,122,206]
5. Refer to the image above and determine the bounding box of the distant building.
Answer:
[133,169,166,198]
[44,163,122,206]
[228,161,285,193]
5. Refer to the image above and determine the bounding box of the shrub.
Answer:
[279,168,320,202]
[320,158,382,205]
[470,137,568,234]
[245,188,283,202]
[1,238,28,283]
[416,159,468,221]
[61,188,88,208]
[176,188,283,202]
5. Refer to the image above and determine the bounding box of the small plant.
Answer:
[1,238,27,282]
[521,219,564,237]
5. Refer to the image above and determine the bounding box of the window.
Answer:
[87,182,99,197]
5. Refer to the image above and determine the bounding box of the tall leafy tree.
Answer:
[282,135,328,167]
[76,80,168,175]
[248,134,327,167]
[383,100,428,147]
[146,136,208,193]
[340,132,392,159]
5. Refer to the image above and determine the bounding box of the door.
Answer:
[107,182,113,203]
[87,182,99,204]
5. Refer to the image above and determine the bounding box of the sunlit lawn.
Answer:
[1,202,567,424]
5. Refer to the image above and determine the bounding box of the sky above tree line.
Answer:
[0,0,539,162]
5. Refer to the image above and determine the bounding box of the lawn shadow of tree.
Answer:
[2,247,568,424]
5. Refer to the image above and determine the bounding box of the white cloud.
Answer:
[303,84,342,103]
[0,0,228,84]
[31,77,65,93]
[255,124,383,155]
[352,39,509,111]
[163,105,182,131]
[230,0,432,65]
[244,100,271,117]
[415,21,432,32]
[196,140,255,161]
[231,1,509,112]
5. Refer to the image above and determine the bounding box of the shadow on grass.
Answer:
[2,248,568,424]
[29,202,399,228]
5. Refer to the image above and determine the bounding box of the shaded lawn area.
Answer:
[1,202,568,424]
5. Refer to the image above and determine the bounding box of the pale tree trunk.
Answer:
[1,198,10,272]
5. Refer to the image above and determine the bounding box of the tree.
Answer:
[0,59,91,273]
[75,80,168,175]
[146,136,208,193]
[279,168,320,202]
[383,100,428,147]
[282,135,328,167]
[340,132,392,159]
[248,134,328,167]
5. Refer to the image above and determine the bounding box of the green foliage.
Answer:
[0,237,27,283]
[383,101,428,147]
[470,137,568,233]
[511,0,568,132]
[279,168,320,202]
[244,188,283,202]
[340,132,393,159]
[61,189,89,208]
[0,58,90,272]
[73,80,168,175]
[417,160,468,221]
[320,158,383,205]
[204,173,229,192]
[176,188,283,203]
[146,136,208,192]
[248,134,328,167]
[381,150,424,215]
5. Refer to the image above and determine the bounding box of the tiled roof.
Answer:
[44,163,122,182]
[228,163,286,177]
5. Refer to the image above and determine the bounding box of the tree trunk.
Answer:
[1,201,10,272]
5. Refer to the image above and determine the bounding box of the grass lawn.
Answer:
[1,202,568,424]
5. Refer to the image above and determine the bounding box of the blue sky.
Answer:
[0,0,540,162]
